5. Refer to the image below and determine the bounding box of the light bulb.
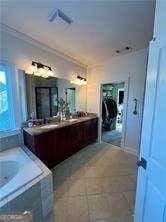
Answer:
[26,64,37,75]
[70,77,87,86]
[47,69,54,77]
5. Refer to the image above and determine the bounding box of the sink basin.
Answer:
[40,124,58,129]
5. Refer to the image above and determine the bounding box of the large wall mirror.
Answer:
[35,87,58,119]
[24,74,87,119]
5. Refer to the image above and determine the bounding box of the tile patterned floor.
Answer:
[51,142,138,222]
[102,131,122,147]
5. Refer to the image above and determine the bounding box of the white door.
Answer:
[134,1,166,222]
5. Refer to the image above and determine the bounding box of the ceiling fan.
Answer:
[48,8,73,25]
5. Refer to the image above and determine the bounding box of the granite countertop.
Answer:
[23,114,98,136]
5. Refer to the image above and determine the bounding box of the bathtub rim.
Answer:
[0,145,52,208]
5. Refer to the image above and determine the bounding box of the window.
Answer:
[0,65,14,131]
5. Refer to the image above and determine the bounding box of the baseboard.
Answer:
[110,144,139,157]
[98,140,139,157]
[123,146,139,157]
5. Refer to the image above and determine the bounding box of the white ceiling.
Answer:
[1,0,155,66]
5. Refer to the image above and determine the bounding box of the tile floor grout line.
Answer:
[122,191,134,214]
[52,142,137,222]
[85,189,92,222]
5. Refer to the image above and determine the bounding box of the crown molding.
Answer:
[0,23,87,69]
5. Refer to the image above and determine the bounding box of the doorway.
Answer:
[66,88,76,113]
[35,87,58,119]
[101,82,125,147]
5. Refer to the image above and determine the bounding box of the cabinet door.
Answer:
[91,118,98,141]
[84,120,92,145]
[77,121,87,148]
[23,130,35,152]
[35,131,56,168]
[56,126,71,164]
[69,123,80,153]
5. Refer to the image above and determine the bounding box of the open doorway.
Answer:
[66,88,76,113]
[101,82,125,147]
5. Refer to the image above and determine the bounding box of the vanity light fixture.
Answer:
[71,75,87,86]
[26,61,55,78]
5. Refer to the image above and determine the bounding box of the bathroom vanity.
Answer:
[23,115,98,168]
[23,71,96,168]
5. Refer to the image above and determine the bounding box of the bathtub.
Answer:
[0,147,42,202]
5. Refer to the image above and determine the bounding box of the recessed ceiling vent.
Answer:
[48,8,73,25]
[115,46,132,55]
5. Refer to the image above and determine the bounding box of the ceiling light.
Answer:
[26,61,55,78]
[26,61,37,75]
[47,68,54,78]
[71,75,87,86]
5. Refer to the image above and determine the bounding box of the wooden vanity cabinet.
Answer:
[35,131,55,167]
[91,118,98,141]
[55,126,72,164]
[23,117,98,168]
[69,123,80,154]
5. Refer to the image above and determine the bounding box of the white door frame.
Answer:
[99,77,130,150]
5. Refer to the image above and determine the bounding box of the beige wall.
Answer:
[0,27,87,80]
[87,48,148,154]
